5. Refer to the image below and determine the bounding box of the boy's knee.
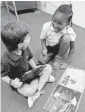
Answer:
[61,34,71,44]
[17,83,38,97]
[18,88,35,97]
[44,64,52,73]
[25,89,35,96]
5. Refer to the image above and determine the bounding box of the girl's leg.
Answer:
[17,79,38,97]
[53,34,70,69]
[58,34,70,57]
[38,46,55,65]
[38,52,53,65]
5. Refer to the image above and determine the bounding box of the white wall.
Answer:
[37,1,85,28]
[72,1,85,28]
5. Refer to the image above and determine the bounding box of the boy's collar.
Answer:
[7,51,22,61]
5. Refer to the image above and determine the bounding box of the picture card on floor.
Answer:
[43,67,85,112]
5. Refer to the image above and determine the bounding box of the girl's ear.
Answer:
[18,43,23,49]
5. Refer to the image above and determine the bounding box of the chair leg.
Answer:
[5,1,11,21]
[12,1,19,21]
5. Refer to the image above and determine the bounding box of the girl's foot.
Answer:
[53,61,60,70]
[60,63,68,69]
[53,55,67,70]
[53,55,63,70]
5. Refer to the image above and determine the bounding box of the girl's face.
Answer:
[52,12,68,33]
[22,34,31,49]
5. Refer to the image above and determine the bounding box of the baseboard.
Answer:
[9,6,37,15]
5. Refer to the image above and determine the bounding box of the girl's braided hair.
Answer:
[53,4,73,26]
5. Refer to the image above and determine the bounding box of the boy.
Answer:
[39,4,76,69]
[1,22,55,108]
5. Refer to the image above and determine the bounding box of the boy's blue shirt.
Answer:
[1,47,33,79]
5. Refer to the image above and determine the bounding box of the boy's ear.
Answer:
[18,43,23,49]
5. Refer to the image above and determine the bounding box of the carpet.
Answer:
[1,7,85,112]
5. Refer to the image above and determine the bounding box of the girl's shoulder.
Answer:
[66,26,76,35]
[66,26,76,41]
[43,21,51,29]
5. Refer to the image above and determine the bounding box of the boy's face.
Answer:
[21,34,31,49]
[52,12,68,33]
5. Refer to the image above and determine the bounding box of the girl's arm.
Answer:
[41,39,47,55]
[67,41,75,64]
[41,39,47,51]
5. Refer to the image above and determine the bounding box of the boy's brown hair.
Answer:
[1,22,29,51]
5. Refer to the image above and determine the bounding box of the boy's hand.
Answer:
[11,78,23,88]
[42,49,47,56]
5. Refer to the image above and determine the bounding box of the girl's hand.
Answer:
[11,78,23,88]
[42,49,47,56]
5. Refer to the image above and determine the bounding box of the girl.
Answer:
[39,4,76,69]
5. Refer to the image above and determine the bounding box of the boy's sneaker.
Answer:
[28,90,44,108]
[48,75,55,83]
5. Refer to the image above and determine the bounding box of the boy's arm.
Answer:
[2,76,23,88]
[28,58,37,69]
[66,41,75,64]
[2,76,11,84]
[1,63,22,88]
[26,46,37,69]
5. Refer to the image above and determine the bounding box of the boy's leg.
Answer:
[17,64,53,97]
[17,79,38,97]
[38,64,53,91]
[28,64,54,108]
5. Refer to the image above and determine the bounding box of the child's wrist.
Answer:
[42,45,47,50]
[44,48,47,52]
[10,79,12,85]
[44,47,47,50]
